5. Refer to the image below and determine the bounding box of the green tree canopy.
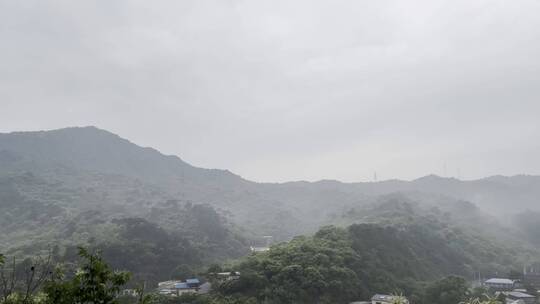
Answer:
[44,247,130,304]
[424,276,469,304]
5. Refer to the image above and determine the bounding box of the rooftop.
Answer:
[485,278,514,284]
[250,246,270,252]
[370,294,409,304]
[174,283,190,289]
[186,278,200,284]
[371,294,406,301]
[505,291,536,299]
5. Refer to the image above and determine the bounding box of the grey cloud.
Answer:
[1,0,539,182]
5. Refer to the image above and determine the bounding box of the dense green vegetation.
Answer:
[44,248,131,304]
[423,276,470,304]
[0,246,505,304]
[2,128,540,304]
[2,171,536,301]
[0,173,248,286]
[1,247,130,304]
[203,223,521,304]
[514,210,540,247]
[3,127,540,246]
[339,198,532,277]
[217,227,361,304]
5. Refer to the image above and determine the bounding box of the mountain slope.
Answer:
[215,223,525,304]
[3,126,540,291]
[0,126,244,186]
[2,126,540,245]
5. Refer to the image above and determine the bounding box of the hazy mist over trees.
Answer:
[1,1,540,303]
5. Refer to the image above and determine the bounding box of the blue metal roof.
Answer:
[186,278,200,284]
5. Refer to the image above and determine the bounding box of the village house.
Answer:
[250,246,270,252]
[502,291,537,304]
[157,278,202,296]
[172,282,197,296]
[186,278,201,288]
[484,278,515,291]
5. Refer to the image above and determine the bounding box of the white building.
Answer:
[484,278,515,291]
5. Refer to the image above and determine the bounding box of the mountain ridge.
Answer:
[2,126,538,185]
[2,126,540,241]
[3,126,540,289]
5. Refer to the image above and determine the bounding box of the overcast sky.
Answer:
[1,0,539,182]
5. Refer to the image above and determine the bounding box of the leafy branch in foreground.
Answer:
[460,294,502,304]
[44,247,131,304]
[390,293,408,304]
[0,250,54,303]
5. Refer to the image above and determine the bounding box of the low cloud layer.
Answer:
[1,0,539,182]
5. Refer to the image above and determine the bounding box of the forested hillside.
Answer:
[212,223,523,304]
[2,127,540,290]
[0,173,248,285]
[2,127,540,242]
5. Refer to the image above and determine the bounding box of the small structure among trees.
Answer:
[484,278,515,291]
[371,294,409,304]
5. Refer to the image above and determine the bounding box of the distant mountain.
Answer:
[0,126,244,186]
[4,126,540,287]
[2,126,540,249]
